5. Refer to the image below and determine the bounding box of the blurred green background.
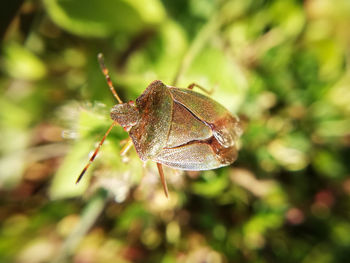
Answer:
[1,0,350,262]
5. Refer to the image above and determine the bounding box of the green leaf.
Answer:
[49,139,93,199]
[43,0,166,37]
[2,43,46,81]
[191,170,229,197]
[183,44,248,113]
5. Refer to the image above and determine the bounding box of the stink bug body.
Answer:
[76,54,242,197]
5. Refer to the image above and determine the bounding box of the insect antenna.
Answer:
[97,53,123,104]
[75,121,117,184]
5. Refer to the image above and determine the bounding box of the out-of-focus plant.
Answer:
[0,0,350,262]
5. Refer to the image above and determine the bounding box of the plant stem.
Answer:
[51,189,108,263]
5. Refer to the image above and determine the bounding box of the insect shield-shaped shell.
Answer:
[111,80,242,170]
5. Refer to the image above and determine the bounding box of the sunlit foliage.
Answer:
[1,0,350,262]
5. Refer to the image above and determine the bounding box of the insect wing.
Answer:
[169,88,242,148]
[154,143,222,170]
[154,139,238,170]
[166,102,212,148]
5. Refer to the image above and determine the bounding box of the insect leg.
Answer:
[156,163,169,198]
[120,138,133,156]
[97,53,123,104]
[187,83,214,95]
[76,121,117,184]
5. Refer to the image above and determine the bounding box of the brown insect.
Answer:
[76,54,242,197]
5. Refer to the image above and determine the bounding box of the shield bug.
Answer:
[76,53,242,197]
